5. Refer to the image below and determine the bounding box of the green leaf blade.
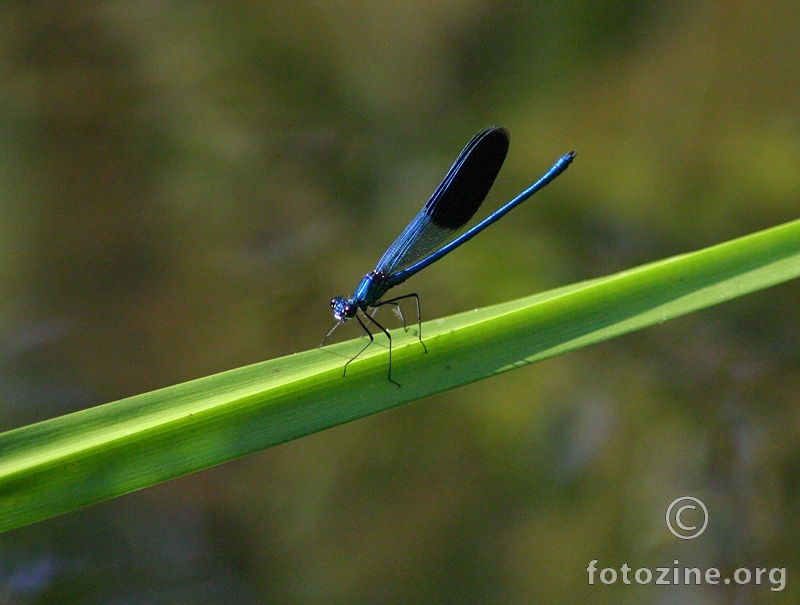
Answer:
[2,216,800,532]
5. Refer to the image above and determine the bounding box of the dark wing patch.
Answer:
[374,126,509,276]
[423,127,509,229]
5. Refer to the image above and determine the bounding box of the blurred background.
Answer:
[1,1,799,603]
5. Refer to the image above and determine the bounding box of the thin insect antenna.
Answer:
[320,322,341,347]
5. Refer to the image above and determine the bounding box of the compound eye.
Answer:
[330,297,338,309]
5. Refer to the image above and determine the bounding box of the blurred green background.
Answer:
[1,2,799,603]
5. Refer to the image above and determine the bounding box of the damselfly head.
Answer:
[331,297,358,322]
